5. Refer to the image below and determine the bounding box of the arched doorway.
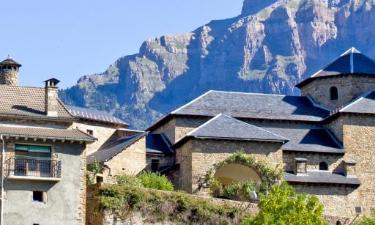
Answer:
[214,163,262,186]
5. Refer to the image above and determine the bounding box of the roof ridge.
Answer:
[339,89,375,112]
[209,90,287,97]
[171,90,214,114]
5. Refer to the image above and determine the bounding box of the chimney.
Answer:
[294,158,307,174]
[344,160,356,177]
[0,56,21,86]
[44,78,60,117]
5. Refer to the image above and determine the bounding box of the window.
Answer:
[33,191,45,203]
[319,162,328,171]
[330,86,338,100]
[15,144,51,160]
[86,129,94,136]
[336,221,342,225]
[151,159,160,172]
[14,145,52,176]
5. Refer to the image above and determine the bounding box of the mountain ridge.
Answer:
[60,0,375,129]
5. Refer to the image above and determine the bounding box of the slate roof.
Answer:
[171,90,329,122]
[263,127,343,154]
[339,90,375,114]
[297,47,375,88]
[87,133,146,164]
[285,171,360,186]
[0,57,21,67]
[0,126,95,142]
[66,105,128,126]
[146,133,173,154]
[174,114,287,148]
[0,85,72,120]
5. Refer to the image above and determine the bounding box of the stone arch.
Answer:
[214,163,262,186]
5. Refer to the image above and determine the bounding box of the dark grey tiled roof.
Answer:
[171,91,329,122]
[0,126,95,142]
[340,90,375,114]
[0,58,21,67]
[297,47,375,88]
[146,133,173,154]
[263,127,343,154]
[285,171,360,186]
[0,85,72,119]
[87,133,146,164]
[66,105,128,126]
[175,114,287,147]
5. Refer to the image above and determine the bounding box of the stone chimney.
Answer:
[44,78,60,117]
[344,160,356,177]
[294,158,307,174]
[0,56,21,85]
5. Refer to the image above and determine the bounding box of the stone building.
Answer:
[0,57,146,225]
[147,47,375,222]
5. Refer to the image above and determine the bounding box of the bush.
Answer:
[116,174,143,187]
[241,182,327,225]
[96,184,245,225]
[115,172,174,191]
[357,210,375,225]
[211,180,257,201]
[138,172,174,191]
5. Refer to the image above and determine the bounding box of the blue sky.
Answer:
[0,0,243,88]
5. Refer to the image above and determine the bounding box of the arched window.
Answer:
[330,86,338,100]
[336,221,342,225]
[319,162,328,171]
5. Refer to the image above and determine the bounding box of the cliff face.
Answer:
[60,0,375,128]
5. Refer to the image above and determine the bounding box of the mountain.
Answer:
[60,0,375,129]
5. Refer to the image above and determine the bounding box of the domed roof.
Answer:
[0,57,21,67]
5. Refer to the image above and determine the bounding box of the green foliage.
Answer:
[209,178,257,201]
[357,210,375,225]
[116,174,143,187]
[96,185,245,225]
[138,172,174,191]
[115,172,174,191]
[206,151,283,200]
[240,182,327,225]
[87,160,103,185]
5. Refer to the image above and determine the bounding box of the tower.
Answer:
[0,56,21,86]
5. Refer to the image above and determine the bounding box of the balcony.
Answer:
[5,158,61,181]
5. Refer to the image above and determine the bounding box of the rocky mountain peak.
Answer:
[61,0,375,129]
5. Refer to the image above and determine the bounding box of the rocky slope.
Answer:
[60,0,375,129]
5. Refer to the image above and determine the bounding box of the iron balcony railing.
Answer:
[5,158,61,179]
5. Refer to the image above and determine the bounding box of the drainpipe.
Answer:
[1,135,5,225]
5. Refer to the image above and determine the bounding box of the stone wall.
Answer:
[283,152,344,173]
[342,114,375,216]
[104,136,146,177]
[175,139,283,193]
[293,184,359,220]
[152,116,208,144]
[300,75,375,110]
[71,122,117,155]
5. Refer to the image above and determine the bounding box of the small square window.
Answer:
[87,129,94,136]
[33,191,45,203]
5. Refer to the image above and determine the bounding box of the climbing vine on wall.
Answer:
[204,151,283,200]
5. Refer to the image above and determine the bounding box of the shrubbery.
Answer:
[240,182,327,225]
[358,210,375,225]
[209,179,258,201]
[116,172,174,191]
[96,185,245,225]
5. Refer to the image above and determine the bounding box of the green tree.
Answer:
[241,182,327,225]
[357,210,375,225]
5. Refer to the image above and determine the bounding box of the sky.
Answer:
[0,0,243,88]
